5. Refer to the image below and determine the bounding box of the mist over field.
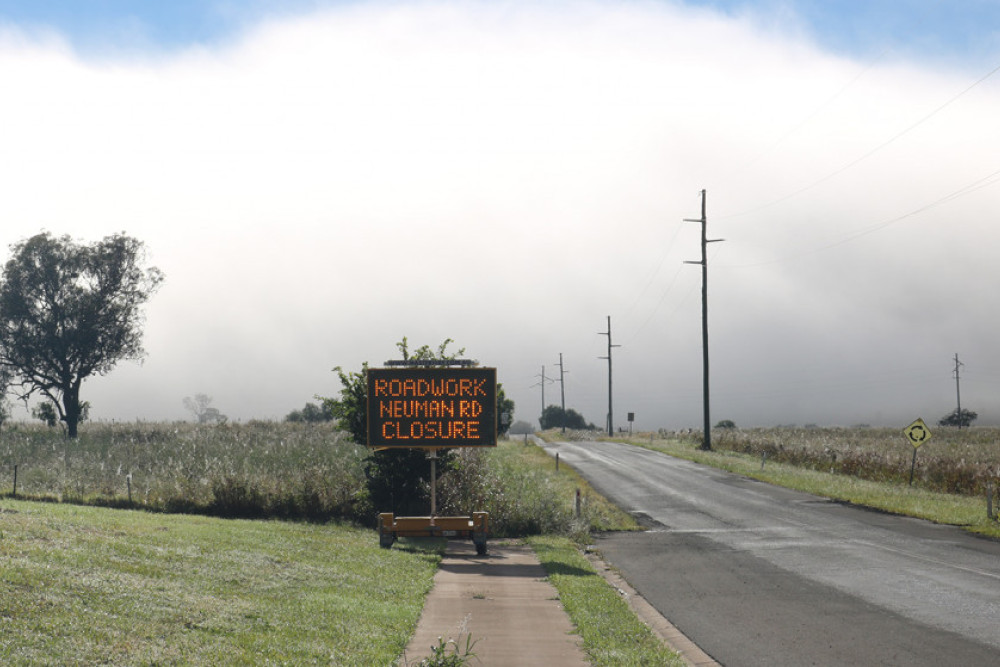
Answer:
[1,1,998,431]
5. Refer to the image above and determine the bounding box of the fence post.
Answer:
[988,482,996,521]
[127,473,133,505]
[555,452,559,471]
[575,488,581,517]
[12,464,17,497]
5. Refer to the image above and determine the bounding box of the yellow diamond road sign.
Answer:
[904,418,932,448]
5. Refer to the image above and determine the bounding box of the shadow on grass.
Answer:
[540,561,596,577]
[394,536,449,556]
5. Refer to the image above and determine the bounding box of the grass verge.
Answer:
[622,435,1000,540]
[485,439,642,535]
[0,498,441,666]
[528,536,685,666]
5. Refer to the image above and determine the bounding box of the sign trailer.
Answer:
[367,363,497,553]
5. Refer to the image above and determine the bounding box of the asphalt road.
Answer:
[539,438,1000,666]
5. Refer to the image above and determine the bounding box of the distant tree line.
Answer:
[285,401,334,423]
[539,405,595,430]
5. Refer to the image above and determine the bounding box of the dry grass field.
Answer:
[685,426,1000,496]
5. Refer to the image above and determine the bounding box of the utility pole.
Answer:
[685,189,724,451]
[556,353,567,433]
[531,365,554,426]
[598,315,621,436]
[953,353,964,428]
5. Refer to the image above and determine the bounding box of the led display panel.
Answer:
[366,367,498,448]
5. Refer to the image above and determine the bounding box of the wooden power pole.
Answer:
[556,353,567,433]
[598,315,621,436]
[685,189,723,451]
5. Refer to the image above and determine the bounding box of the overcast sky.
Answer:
[1,1,998,430]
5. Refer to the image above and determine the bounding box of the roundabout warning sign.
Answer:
[903,418,932,448]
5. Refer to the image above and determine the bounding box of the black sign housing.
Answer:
[367,367,498,448]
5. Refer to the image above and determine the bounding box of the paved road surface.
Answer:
[540,438,1000,666]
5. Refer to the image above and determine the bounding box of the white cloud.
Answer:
[0,1,997,428]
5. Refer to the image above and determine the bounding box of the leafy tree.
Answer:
[539,405,595,430]
[0,232,163,437]
[183,393,227,424]
[34,400,89,429]
[508,420,535,435]
[285,401,333,423]
[496,384,514,438]
[938,408,977,429]
[715,419,737,429]
[322,337,509,517]
[33,401,58,427]
[0,366,11,432]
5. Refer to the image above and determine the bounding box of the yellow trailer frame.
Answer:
[378,512,489,555]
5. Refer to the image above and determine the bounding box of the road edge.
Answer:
[583,548,720,667]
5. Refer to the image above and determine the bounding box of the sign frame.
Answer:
[366,365,498,449]
[903,418,932,449]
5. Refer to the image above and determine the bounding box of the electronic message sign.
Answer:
[367,366,497,448]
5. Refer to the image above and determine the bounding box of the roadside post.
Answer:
[903,418,932,486]
[367,361,497,554]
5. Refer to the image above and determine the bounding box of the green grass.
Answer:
[0,421,366,521]
[457,440,641,536]
[528,536,685,667]
[0,432,671,666]
[0,499,441,666]
[618,434,1000,540]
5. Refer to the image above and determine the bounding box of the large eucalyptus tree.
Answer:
[0,232,163,437]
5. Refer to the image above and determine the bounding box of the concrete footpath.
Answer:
[400,540,718,667]
[401,540,588,666]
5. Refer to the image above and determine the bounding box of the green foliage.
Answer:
[539,405,595,430]
[496,384,514,438]
[183,393,227,424]
[318,360,439,516]
[285,401,332,423]
[322,364,369,443]
[939,408,978,428]
[321,337,517,518]
[508,420,535,435]
[436,443,639,537]
[411,633,478,667]
[34,399,89,429]
[715,419,737,429]
[32,401,58,427]
[0,232,163,437]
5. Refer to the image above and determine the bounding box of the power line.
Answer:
[530,365,555,427]
[730,49,890,178]
[719,58,1000,222]
[721,165,1000,268]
